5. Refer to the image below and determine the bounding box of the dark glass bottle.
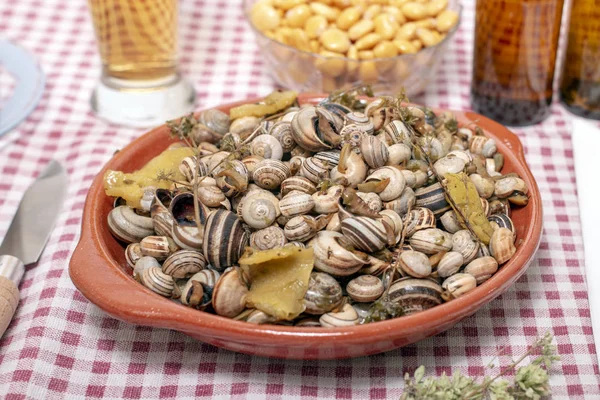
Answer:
[471,0,565,126]
[559,0,600,120]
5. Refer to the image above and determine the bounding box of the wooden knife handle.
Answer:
[0,276,19,337]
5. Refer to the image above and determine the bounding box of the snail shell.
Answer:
[162,250,207,278]
[488,213,515,234]
[339,124,365,149]
[314,150,341,169]
[326,212,341,232]
[141,267,174,297]
[437,251,464,278]
[139,187,156,213]
[358,254,390,276]
[341,216,388,253]
[229,115,260,139]
[171,224,203,250]
[404,207,436,237]
[240,191,280,229]
[408,228,453,255]
[179,156,208,183]
[235,309,277,324]
[281,176,317,196]
[251,134,284,160]
[291,106,337,152]
[360,135,389,169]
[480,197,490,217]
[269,121,296,153]
[249,225,287,250]
[214,160,249,197]
[108,205,155,244]
[386,143,412,166]
[415,182,451,217]
[383,120,412,146]
[284,215,319,242]
[303,272,344,315]
[206,151,230,173]
[300,157,330,184]
[347,275,384,302]
[441,273,477,301]
[345,111,374,135]
[440,210,462,233]
[312,185,344,214]
[433,155,466,176]
[380,209,403,244]
[413,170,428,189]
[464,256,498,284]
[253,159,291,190]
[150,189,174,237]
[288,155,306,175]
[197,185,226,207]
[451,230,480,264]
[470,174,495,199]
[279,191,315,217]
[140,235,178,261]
[133,256,160,281]
[295,317,322,327]
[494,176,528,198]
[398,250,432,278]
[212,267,249,318]
[312,231,368,276]
[181,269,221,308]
[203,209,249,271]
[388,277,443,315]
[125,243,142,269]
[240,155,264,180]
[384,186,415,217]
[319,303,360,327]
[330,150,368,188]
[192,109,231,144]
[489,227,516,264]
[357,192,383,213]
[364,166,406,202]
[469,135,497,158]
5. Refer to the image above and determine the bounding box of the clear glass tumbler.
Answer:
[88,0,196,127]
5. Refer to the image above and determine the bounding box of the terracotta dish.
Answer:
[69,94,543,360]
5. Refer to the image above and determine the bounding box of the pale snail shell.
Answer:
[281,176,317,196]
[398,250,432,278]
[356,192,383,212]
[139,186,156,213]
[207,151,230,173]
[470,174,495,199]
[494,176,528,198]
[269,121,296,153]
[464,256,499,285]
[171,224,203,251]
[288,155,306,175]
[469,135,497,158]
[312,185,344,214]
[441,273,477,301]
[212,267,249,318]
[291,106,338,152]
[241,191,280,229]
[108,205,155,244]
[253,159,291,190]
[386,143,412,166]
[489,227,516,264]
[214,160,249,197]
[319,303,360,327]
[383,120,412,146]
[197,185,226,207]
[326,212,341,232]
[303,272,343,315]
[161,250,207,279]
[140,235,178,261]
[447,150,472,165]
[203,209,249,271]
[347,275,384,303]
[360,135,389,169]
[364,166,406,202]
[433,155,466,177]
[451,230,480,264]
[437,251,464,278]
[192,109,231,144]
[250,134,284,160]
[300,157,330,184]
[358,254,390,276]
[379,209,403,244]
[384,187,416,217]
[229,115,260,139]
[341,216,388,253]
[241,155,264,179]
[330,150,367,188]
[414,136,444,161]
[440,210,462,234]
[413,170,428,189]
[249,225,287,250]
[279,191,315,217]
[408,228,453,255]
[133,256,161,281]
[387,277,443,315]
[311,231,367,276]
[141,267,175,297]
[125,243,143,269]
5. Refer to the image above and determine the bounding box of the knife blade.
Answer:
[0,160,67,337]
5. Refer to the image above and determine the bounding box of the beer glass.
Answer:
[88,0,195,127]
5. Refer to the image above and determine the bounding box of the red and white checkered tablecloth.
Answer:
[1,0,599,398]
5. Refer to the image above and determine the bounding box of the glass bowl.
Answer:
[243,0,462,95]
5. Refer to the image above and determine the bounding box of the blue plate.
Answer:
[0,40,45,136]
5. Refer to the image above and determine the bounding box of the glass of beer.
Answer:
[88,0,196,127]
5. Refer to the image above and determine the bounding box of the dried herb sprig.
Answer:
[400,332,559,400]
[323,84,375,111]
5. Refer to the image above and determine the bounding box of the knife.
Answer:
[0,160,67,337]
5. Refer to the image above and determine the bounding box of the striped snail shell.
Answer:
[141,267,175,297]
[480,197,490,217]
[269,121,296,153]
[398,250,432,278]
[108,206,155,244]
[383,120,412,146]
[281,176,317,196]
[360,135,389,169]
[125,243,143,269]
[415,182,451,217]
[437,251,464,278]
[202,209,249,271]
[212,267,249,318]
[193,108,231,143]
[303,272,343,315]
[380,209,403,244]
[319,303,360,327]
[291,106,337,152]
[253,159,290,190]
[162,250,207,278]
[386,143,412,166]
[489,228,516,264]
[150,189,173,235]
[469,135,497,158]
[441,273,477,301]
[240,191,280,229]
[133,256,160,282]
[408,228,453,255]
[341,216,388,253]
[404,207,436,237]
[488,213,515,234]
[364,166,405,202]
[346,275,384,303]
[279,191,315,217]
[140,235,178,261]
[179,156,208,183]
[295,317,322,327]
[171,224,203,251]
[384,186,415,217]
[357,192,383,213]
[312,231,368,276]
[345,111,374,135]
[249,225,287,250]
[464,256,498,285]
[314,150,341,169]
[181,269,221,308]
[387,277,443,315]
[284,215,321,242]
[312,185,344,214]
[250,134,284,160]
[451,230,480,264]
[339,124,364,149]
[300,157,330,184]
[240,155,264,181]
